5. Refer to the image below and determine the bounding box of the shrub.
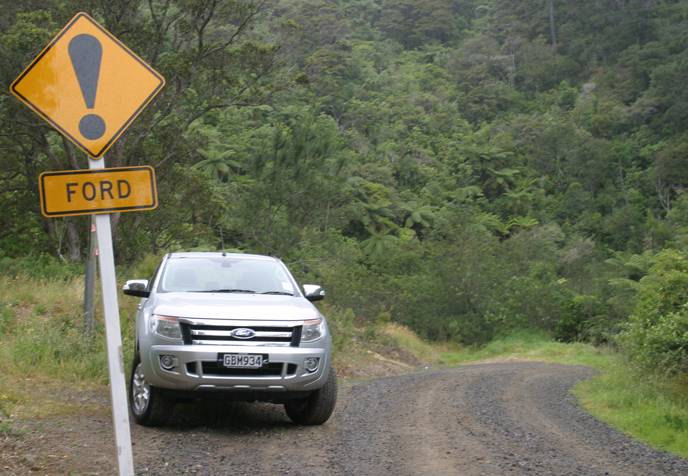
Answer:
[0,254,81,280]
[555,294,605,343]
[618,249,688,376]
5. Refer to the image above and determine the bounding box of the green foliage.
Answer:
[554,294,604,343]
[619,250,688,376]
[127,253,165,280]
[323,306,359,355]
[377,0,468,49]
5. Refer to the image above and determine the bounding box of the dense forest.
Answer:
[1,0,687,378]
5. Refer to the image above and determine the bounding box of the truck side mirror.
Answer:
[123,279,150,298]
[303,284,325,302]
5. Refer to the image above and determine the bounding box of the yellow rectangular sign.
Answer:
[10,12,164,158]
[39,166,158,217]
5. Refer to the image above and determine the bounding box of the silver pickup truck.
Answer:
[122,252,336,426]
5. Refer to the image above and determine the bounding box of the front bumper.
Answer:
[142,344,329,392]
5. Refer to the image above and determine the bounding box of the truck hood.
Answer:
[151,292,319,321]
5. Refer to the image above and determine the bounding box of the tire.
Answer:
[285,367,337,425]
[129,353,174,427]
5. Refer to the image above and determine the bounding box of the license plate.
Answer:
[221,353,263,369]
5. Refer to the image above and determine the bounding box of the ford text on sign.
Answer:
[39,166,158,217]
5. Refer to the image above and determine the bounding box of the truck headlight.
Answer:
[151,315,182,340]
[301,318,325,343]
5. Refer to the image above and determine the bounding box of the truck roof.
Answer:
[166,251,277,261]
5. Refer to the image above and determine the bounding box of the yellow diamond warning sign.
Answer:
[39,166,158,217]
[10,12,165,158]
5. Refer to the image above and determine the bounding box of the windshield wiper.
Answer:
[199,289,256,293]
[260,291,294,296]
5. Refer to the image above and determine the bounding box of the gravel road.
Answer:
[129,362,688,475]
[4,362,688,475]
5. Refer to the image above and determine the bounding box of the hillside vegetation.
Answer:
[1,0,688,425]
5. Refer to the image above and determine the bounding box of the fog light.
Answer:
[160,354,177,370]
[304,357,320,373]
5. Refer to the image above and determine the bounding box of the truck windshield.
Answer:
[159,257,295,295]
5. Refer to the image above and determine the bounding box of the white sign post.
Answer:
[90,157,135,475]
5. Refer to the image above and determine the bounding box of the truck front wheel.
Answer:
[129,353,174,426]
[284,367,337,425]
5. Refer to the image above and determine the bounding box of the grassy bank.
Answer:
[0,274,136,423]
[575,362,688,458]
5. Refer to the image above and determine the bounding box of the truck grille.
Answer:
[180,322,302,347]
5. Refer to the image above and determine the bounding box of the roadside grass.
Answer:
[439,330,610,368]
[380,322,457,362]
[440,330,688,459]
[0,274,137,419]
[574,365,688,458]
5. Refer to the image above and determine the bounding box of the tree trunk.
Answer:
[65,218,82,261]
[111,212,122,237]
[548,0,557,51]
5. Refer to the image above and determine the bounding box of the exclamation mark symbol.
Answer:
[68,34,105,140]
